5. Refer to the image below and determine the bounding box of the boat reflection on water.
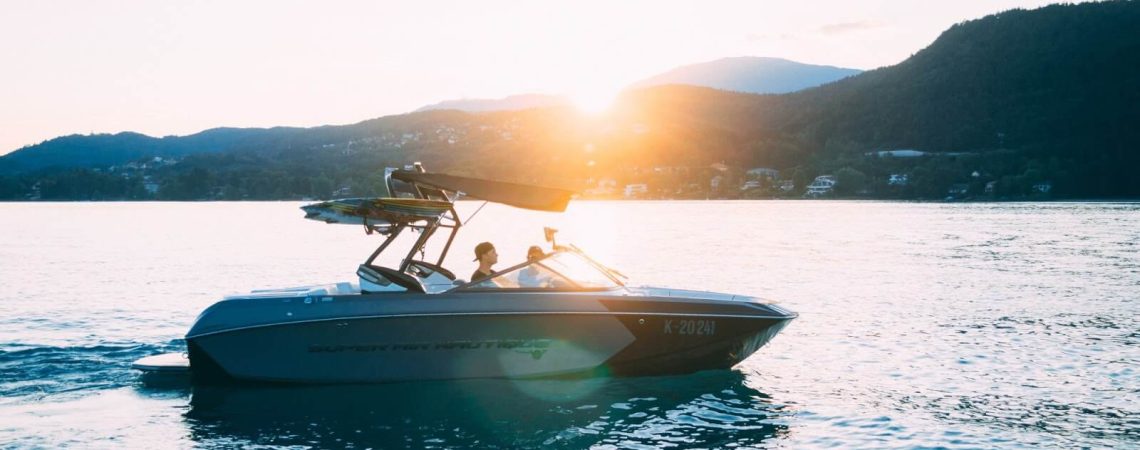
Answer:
[180,371,790,448]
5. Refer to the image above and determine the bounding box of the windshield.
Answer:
[459,251,621,291]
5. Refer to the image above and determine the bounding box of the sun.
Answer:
[568,84,621,115]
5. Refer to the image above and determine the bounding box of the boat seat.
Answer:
[358,264,426,294]
[407,260,456,280]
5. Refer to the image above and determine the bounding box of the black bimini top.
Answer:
[391,171,575,212]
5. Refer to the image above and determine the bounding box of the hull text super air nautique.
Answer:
[133,165,796,383]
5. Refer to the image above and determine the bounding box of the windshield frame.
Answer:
[449,249,624,293]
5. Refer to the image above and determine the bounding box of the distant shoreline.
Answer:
[4,198,1139,204]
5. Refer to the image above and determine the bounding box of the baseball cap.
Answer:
[473,242,495,261]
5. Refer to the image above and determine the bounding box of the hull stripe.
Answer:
[187,310,793,339]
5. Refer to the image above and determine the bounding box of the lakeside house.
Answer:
[623,184,648,199]
[805,175,837,197]
[747,168,780,179]
[867,149,926,158]
[143,175,159,195]
[583,178,618,197]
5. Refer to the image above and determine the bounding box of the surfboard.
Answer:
[301,198,452,226]
[131,352,191,373]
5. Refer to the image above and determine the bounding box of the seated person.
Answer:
[470,242,498,283]
[518,245,548,288]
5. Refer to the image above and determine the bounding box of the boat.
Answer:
[134,164,796,383]
[804,175,837,197]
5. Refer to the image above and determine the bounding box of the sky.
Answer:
[0,0,1064,155]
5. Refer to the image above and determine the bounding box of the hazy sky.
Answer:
[1,0,1063,155]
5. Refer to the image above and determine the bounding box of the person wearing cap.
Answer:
[470,241,498,282]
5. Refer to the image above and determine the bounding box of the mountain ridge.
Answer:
[414,94,571,113]
[2,1,1137,199]
[628,56,862,94]
[412,57,861,114]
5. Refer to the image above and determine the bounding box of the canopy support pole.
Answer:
[364,223,407,266]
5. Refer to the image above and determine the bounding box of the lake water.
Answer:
[1,201,1137,449]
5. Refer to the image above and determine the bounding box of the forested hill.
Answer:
[1,1,1137,200]
[766,0,1140,197]
[0,128,307,174]
[778,1,1140,155]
